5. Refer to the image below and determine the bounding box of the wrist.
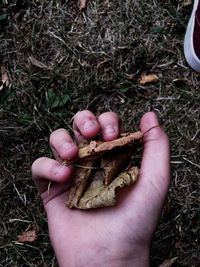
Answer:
[56,242,150,267]
[107,245,150,267]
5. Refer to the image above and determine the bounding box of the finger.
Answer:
[126,111,170,230]
[139,111,170,196]
[50,129,78,162]
[73,110,100,143]
[32,157,73,194]
[98,112,122,141]
[118,112,170,235]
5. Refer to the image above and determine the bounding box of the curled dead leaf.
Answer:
[78,167,139,209]
[17,230,37,243]
[139,73,159,85]
[66,132,143,209]
[17,223,39,243]
[77,131,143,160]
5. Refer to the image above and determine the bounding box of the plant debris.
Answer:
[29,56,52,70]
[17,230,37,243]
[139,73,159,85]
[66,131,143,209]
[17,223,39,243]
[182,0,192,7]
[79,0,87,10]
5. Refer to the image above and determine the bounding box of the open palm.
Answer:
[32,110,170,267]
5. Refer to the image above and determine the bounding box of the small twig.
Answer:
[47,181,52,196]
[143,125,160,135]
[73,164,100,170]
[9,219,32,223]
[63,160,100,170]
[183,157,200,170]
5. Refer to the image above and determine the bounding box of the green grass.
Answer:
[1,0,200,266]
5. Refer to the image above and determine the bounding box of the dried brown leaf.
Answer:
[101,152,132,186]
[29,56,52,70]
[66,160,95,208]
[66,131,142,210]
[159,257,178,267]
[77,167,139,209]
[182,0,192,7]
[79,0,87,10]
[17,230,37,243]
[139,73,159,85]
[78,131,143,160]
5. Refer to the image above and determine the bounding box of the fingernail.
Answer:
[53,165,65,175]
[63,142,73,150]
[82,119,98,130]
[104,125,116,135]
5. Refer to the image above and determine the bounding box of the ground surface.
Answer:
[0,0,200,266]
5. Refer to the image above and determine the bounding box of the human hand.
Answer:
[32,110,170,267]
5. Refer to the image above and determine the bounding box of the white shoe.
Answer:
[184,0,200,72]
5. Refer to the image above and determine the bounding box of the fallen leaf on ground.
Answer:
[139,73,159,85]
[159,257,178,267]
[17,230,37,243]
[79,0,87,10]
[183,0,192,7]
[66,131,143,209]
[29,56,52,70]
[0,63,10,91]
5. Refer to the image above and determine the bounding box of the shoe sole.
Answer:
[184,0,200,72]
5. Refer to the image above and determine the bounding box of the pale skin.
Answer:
[32,110,170,267]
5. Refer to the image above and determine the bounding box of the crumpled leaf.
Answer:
[139,73,159,85]
[101,152,132,186]
[66,160,95,208]
[159,257,178,267]
[78,167,139,209]
[78,131,143,160]
[17,229,38,243]
[66,132,142,210]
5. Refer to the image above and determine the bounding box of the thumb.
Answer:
[139,112,170,201]
[119,112,170,242]
[31,157,73,205]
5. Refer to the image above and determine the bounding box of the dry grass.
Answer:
[0,0,200,266]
